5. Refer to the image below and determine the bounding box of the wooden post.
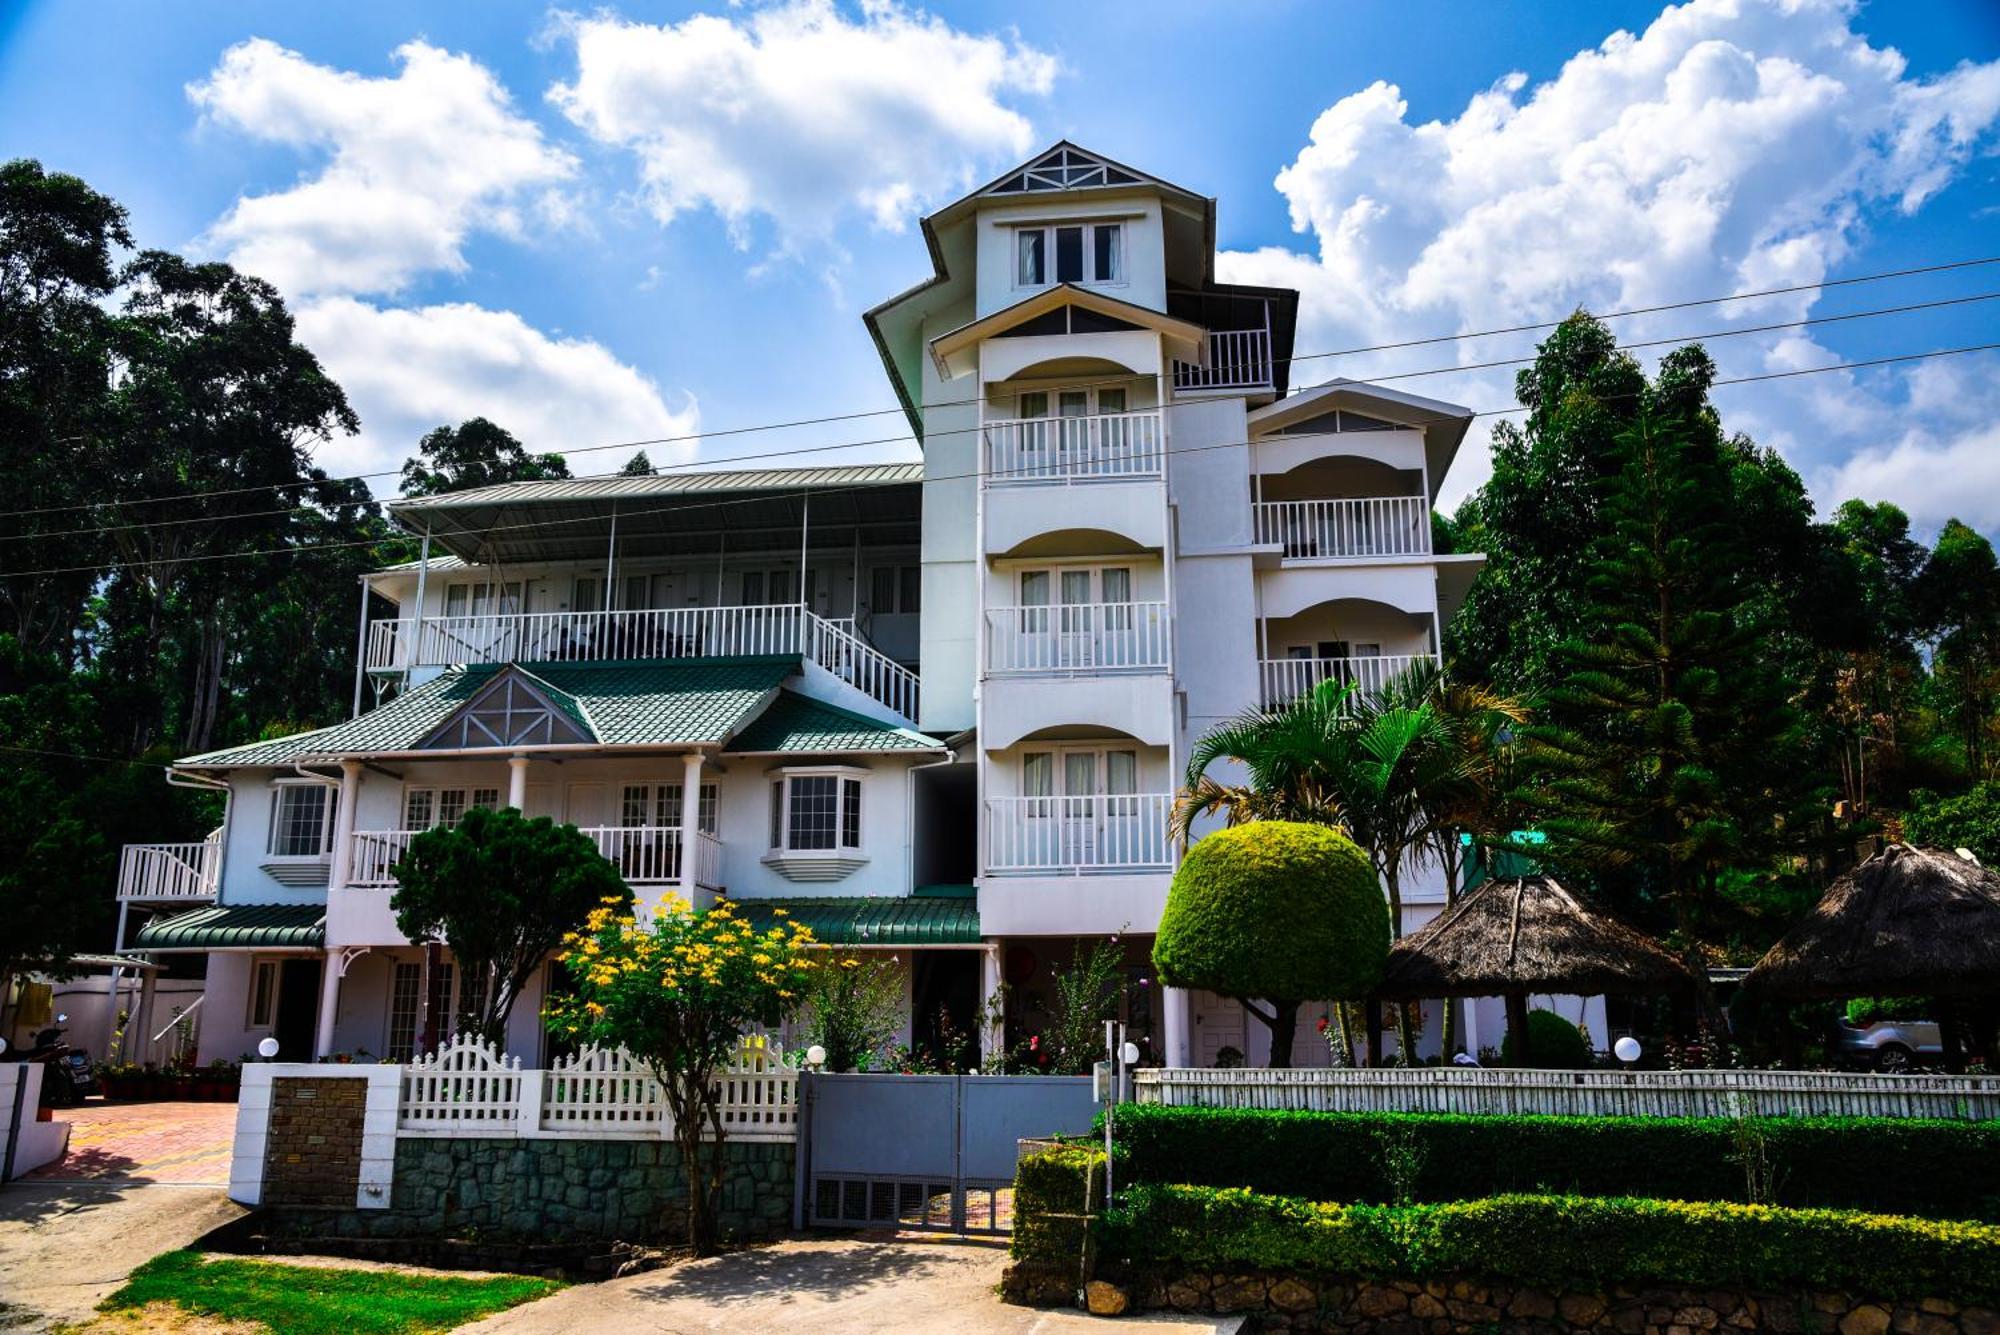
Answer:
[1364,999,1383,1067]
[1506,990,1532,1067]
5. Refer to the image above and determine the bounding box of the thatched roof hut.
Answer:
[1375,874,1692,1002]
[1743,844,2000,1000]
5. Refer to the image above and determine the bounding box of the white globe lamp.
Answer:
[1613,1036,1642,1065]
[257,1036,281,1060]
[805,1044,827,1069]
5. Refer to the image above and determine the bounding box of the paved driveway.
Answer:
[468,1235,1236,1334]
[25,1099,238,1185]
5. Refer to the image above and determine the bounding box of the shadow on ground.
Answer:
[627,1233,1003,1309]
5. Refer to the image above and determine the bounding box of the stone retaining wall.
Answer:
[1002,1262,1998,1335]
[263,1077,366,1207]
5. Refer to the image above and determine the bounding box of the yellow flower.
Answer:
[770,907,788,917]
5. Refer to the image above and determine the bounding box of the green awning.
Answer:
[730,896,982,947]
[724,689,941,754]
[132,903,325,952]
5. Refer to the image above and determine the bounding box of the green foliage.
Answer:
[1104,1104,2000,1221]
[391,806,631,1045]
[803,954,904,1072]
[1087,1187,2000,1305]
[107,1249,559,1335]
[1500,1010,1593,1069]
[1154,822,1388,1065]
[1041,937,1125,1075]
[1012,1144,1106,1263]
[1903,782,2000,865]
[400,416,570,497]
[1844,996,1928,1026]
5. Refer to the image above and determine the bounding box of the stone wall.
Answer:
[262,1077,366,1207]
[259,1137,794,1246]
[1002,1263,1999,1335]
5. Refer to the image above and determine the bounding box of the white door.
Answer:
[1061,751,1098,866]
[1059,569,1094,666]
[1018,570,1052,670]
[1056,390,1090,470]
[1193,990,1246,1068]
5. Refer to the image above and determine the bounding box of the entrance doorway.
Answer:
[273,959,322,1063]
[909,952,978,1068]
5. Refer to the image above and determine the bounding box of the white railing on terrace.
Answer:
[1133,1066,2000,1122]
[1173,327,1274,392]
[365,604,917,722]
[117,830,222,903]
[1254,497,1430,560]
[984,409,1163,485]
[985,793,1174,874]
[398,1034,797,1141]
[985,601,1171,673]
[1260,653,1438,708]
[348,826,724,890]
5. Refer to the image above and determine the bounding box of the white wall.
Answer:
[972,192,1166,319]
[919,295,980,734]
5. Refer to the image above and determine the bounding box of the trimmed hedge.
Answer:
[1088,1185,2000,1306]
[1106,1103,2000,1221]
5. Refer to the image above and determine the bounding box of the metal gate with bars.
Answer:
[798,1071,1095,1234]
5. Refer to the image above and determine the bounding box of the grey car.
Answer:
[1836,1018,1944,1072]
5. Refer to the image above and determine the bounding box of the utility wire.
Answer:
[7,287,1997,545]
[4,339,1994,580]
[1,252,1994,521]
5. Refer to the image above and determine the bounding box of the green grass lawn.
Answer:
[103,1250,562,1335]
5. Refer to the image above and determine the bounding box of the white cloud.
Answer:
[547,0,1056,249]
[189,38,577,296]
[295,299,699,484]
[1220,0,2000,523]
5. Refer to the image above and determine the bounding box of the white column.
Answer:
[507,755,529,811]
[679,753,704,893]
[978,943,1003,1063]
[313,951,342,1059]
[1161,984,1191,1067]
[329,760,362,890]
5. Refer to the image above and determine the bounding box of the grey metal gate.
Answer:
[799,1072,1095,1234]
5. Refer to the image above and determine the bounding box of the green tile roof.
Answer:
[179,657,797,767]
[133,903,325,951]
[729,896,982,946]
[725,689,941,754]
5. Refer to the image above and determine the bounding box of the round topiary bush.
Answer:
[1153,821,1390,1066]
[1501,1009,1593,1069]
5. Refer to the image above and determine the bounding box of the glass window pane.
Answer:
[270,786,329,857]
[769,781,783,848]
[770,569,796,605]
[871,567,897,613]
[841,779,861,848]
[404,789,435,830]
[1064,752,1098,797]
[1016,229,1044,285]
[1057,391,1089,417]
[1022,752,1054,797]
[622,784,649,826]
[1094,224,1121,281]
[1106,751,1138,795]
[787,775,839,850]
[1055,226,1083,283]
[699,783,718,835]
[661,784,684,828]
[387,963,421,1061]
[1100,568,1132,603]
[1019,571,1051,606]
[741,571,764,605]
[471,788,499,811]
[1060,571,1092,605]
[1096,387,1126,413]
[899,566,921,614]
[572,577,599,612]
[445,585,469,618]
[1018,391,1048,418]
[438,789,468,828]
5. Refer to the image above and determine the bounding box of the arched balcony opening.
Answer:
[1253,456,1431,561]
[985,726,1174,876]
[983,356,1164,487]
[1258,596,1439,709]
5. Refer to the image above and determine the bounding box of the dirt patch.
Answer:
[54,1300,265,1335]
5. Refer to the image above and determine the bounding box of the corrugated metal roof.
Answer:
[134,903,325,951]
[390,462,924,513]
[725,690,941,755]
[730,896,982,946]
[371,554,467,574]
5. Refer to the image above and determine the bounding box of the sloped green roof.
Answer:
[730,896,982,946]
[133,903,325,951]
[179,657,797,767]
[725,689,941,754]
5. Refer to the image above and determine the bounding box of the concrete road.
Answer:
[467,1235,1237,1334]
[0,1181,245,1331]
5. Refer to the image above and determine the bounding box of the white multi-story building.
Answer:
[116,144,1517,1070]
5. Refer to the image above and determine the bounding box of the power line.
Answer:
[4,338,1994,580]
[0,742,169,770]
[2,252,1994,522]
[8,286,1997,546]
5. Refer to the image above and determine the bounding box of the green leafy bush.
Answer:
[1088,1186,2000,1305]
[1903,783,2000,866]
[1105,1104,2000,1221]
[1012,1144,1105,1263]
[1844,996,1929,1026]
[1501,1009,1593,1068]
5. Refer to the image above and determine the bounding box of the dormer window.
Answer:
[1016,223,1122,288]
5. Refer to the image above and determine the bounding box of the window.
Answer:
[457,966,489,1038]
[248,960,278,1028]
[1015,386,1127,419]
[387,962,421,1061]
[768,771,864,852]
[403,787,501,830]
[443,581,523,618]
[869,566,922,615]
[1013,222,1123,288]
[572,576,600,613]
[739,568,811,606]
[267,782,337,858]
[619,782,718,833]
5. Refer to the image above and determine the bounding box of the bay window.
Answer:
[763,767,869,880]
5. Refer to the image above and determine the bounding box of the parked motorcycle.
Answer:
[22,1015,97,1107]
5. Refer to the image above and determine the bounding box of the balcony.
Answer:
[1173,327,1274,393]
[1253,497,1430,560]
[1259,653,1440,709]
[983,409,1163,486]
[364,604,918,723]
[347,826,724,891]
[117,833,222,903]
[984,793,1174,874]
[985,602,1171,674]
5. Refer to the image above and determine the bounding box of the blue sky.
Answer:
[3,0,1998,529]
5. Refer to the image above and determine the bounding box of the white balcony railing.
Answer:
[1259,653,1440,708]
[985,601,1171,673]
[1253,497,1431,560]
[1173,327,1274,392]
[984,409,1163,485]
[984,793,1174,874]
[364,605,917,723]
[117,831,222,903]
[347,826,725,890]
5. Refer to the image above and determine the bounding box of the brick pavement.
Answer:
[23,1100,237,1185]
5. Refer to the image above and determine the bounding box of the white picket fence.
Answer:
[1132,1066,2000,1121]
[398,1034,798,1142]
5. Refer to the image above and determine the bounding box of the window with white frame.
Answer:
[247,959,279,1028]
[1015,222,1122,287]
[767,770,864,852]
[267,782,337,858]
[619,782,718,833]
[387,961,421,1061]
[869,565,921,615]
[442,581,524,619]
[403,787,500,830]
[1016,386,1126,419]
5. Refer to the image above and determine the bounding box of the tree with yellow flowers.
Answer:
[543,893,818,1255]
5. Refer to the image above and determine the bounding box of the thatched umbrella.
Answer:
[1375,874,1693,1065]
